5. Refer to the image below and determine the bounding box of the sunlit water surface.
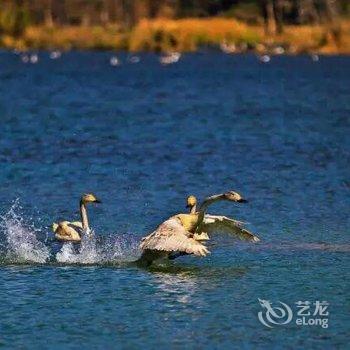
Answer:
[0,51,349,349]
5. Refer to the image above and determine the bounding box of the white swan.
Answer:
[138,191,259,266]
[220,40,236,54]
[259,54,271,63]
[159,52,181,65]
[52,193,101,242]
[50,50,62,59]
[110,56,120,66]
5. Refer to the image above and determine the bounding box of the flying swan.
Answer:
[138,191,260,266]
[52,193,101,242]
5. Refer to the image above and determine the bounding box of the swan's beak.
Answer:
[94,198,102,204]
[237,198,248,203]
[186,204,191,208]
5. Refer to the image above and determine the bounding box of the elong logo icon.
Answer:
[258,298,293,328]
[257,299,329,328]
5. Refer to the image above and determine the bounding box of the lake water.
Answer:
[0,51,349,349]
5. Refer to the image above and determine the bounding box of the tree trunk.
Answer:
[273,0,284,34]
[44,0,54,27]
[323,0,341,46]
[323,0,338,23]
[53,0,67,25]
[262,0,277,35]
[121,0,134,29]
[297,0,319,24]
[82,14,90,26]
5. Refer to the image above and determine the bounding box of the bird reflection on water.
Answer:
[147,264,248,297]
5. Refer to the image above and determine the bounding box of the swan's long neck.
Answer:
[80,200,90,233]
[195,193,226,226]
[199,193,226,213]
[190,204,197,214]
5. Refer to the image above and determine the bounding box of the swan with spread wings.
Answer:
[138,191,260,266]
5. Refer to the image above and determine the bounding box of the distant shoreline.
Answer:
[1,18,349,55]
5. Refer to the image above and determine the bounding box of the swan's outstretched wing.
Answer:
[140,217,209,256]
[199,214,260,242]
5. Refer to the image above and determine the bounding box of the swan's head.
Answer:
[81,193,101,204]
[224,191,247,203]
[186,195,197,209]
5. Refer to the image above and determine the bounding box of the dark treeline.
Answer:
[0,0,349,36]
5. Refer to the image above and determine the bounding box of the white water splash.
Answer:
[0,201,50,263]
[0,201,140,266]
[56,232,140,264]
[56,234,100,264]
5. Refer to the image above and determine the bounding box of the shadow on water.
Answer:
[143,262,249,277]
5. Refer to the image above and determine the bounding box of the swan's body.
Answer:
[220,41,236,54]
[259,54,271,63]
[52,193,101,242]
[53,221,83,242]
[138,191,258,266]
[50,50,62,59]
[139,216,210,265]
[159,52,181,65]
[110,56,120,66]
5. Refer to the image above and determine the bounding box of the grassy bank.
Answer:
[1,18,349,54]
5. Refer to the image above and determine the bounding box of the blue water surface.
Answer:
[0,51,349,349]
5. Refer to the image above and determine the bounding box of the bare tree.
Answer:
[0,0,346,30]
[261,0,277,34]
[274,0,284,33]
[295,0,319,24]
[43,0,54,26]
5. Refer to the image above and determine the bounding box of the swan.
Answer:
[259,54,271,63]
[220,40,236,54]
[30,53,39,64]
[110,56,120,66]
[21,54,29,63]
[128,55,141,64]
[50,50,62,59]
[311,54,319,62]
[159,52,181,65]
[52,193,101,242]
[138,191,259,266]
[185,195,258,242]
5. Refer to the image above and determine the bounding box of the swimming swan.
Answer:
[138,191,259,266]
[52,193,101,242]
